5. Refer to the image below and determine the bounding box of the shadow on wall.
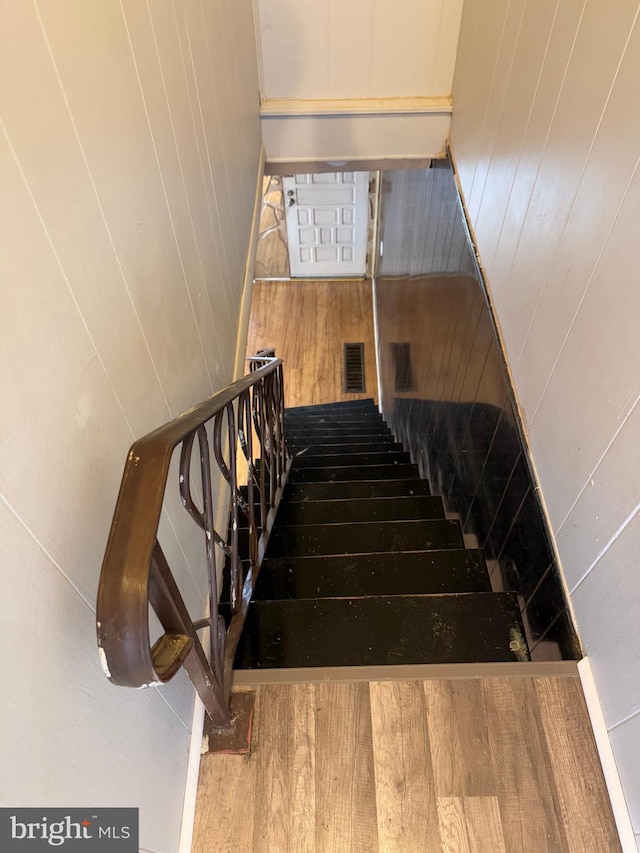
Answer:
[376,162,580,661]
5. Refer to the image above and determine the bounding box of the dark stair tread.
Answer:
[266,518,464,558]
[284,479,431,501]
[275,495,445,526]
[291,450,411,468]
[255,549,491,599]
[285,412,384,422]
[286,421,386,431]
[288,463,420,483]
[286,399,377,413]
[286,427,393,439]
[234,592,529,668]
[288,438,398,452]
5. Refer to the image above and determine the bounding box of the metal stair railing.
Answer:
[96,350,290,728]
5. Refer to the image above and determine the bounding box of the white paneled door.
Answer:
[284,172,370,277]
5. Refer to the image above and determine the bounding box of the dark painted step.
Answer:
[287,427,393,439]
[286,399,377,413]
[285,412,383,423]
[234,592,529,668]
[288,463,419,483]
[286,420,386,430]
[284,412,386,432]
[288,438,398,453]
[254,549,491,600]
[291,450,411,468]
[284,479,431,501]
[275,495,445,526]
[266,518,464,558]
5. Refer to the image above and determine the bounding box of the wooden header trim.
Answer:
[261,96,453,118]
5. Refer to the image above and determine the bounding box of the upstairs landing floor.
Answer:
[193,674,620,852]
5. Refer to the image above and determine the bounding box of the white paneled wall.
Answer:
[256,0,463,161]
[0,0,260,849]
[451,0,640,842]
[378,166,476,277]
[257,0,462,99]
[261,110,452,164]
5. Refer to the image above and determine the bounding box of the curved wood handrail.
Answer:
[96,354,289,727]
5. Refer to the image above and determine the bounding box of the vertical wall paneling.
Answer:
[255,0,463,161]
[0,0,261,849]
[374,163,578,660]
[451,0,640,833]
[378,166,476,277]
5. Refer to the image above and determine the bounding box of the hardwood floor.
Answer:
[245,280,378,407]
[192,677,620,852]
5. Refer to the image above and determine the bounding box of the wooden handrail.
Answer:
[96,353,290,728]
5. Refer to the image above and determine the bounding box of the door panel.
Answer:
[284,171,370,276]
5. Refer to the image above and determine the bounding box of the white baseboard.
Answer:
[178,695,206,853]
[578,657,637,852]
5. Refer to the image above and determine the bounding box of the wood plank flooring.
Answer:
[245,280,378,407]
[192,677,620,852]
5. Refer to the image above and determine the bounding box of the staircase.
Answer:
[234,398,529,670]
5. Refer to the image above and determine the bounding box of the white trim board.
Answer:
[177,696,206,853]
[578,658,637,852]
[260,96,453,118]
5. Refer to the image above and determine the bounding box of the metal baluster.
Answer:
[267,374,276,508]
[243,391,259,570]
[225,402,241,614]
[196,425,225,692]
[256,381,268,535]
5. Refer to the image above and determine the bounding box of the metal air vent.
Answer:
[343,343,366,393]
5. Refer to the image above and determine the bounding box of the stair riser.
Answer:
[291,451,410,468]
[284,480,431,501]
[235,593,529,668]
[289,441,401,454]
[267,519,464,558]
[287,428,392,439]
[286,413,384,423]
[288,464,419,483]
[255,549,491,599]
[275,495,445,526]
[287,400,377,413]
